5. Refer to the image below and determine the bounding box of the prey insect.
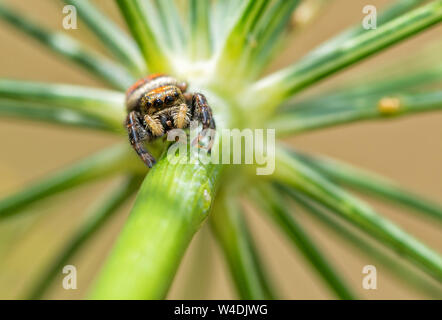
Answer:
[125,74,216,168]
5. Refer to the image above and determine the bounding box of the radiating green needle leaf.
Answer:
[250,184,356,300]
[274,146,442,281]
[249,1,442,113]
[0,2,135,90]
[62,0,146,75]
[27,175,141,299]
[291,151,442,222]
[210,192,276,299]
[0,144,141,219]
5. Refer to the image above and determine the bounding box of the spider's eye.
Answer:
[165,95,174,105]
[145,100,152,108]
[154,98,163,108]
[174,91,180,98]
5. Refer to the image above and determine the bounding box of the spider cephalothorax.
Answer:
[125,74,216,168]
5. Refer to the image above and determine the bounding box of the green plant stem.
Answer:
[174,225,213,298]
[0,144,141,219]
[90,155,222,299]
[274,147,442,281]
[249,1,442,112]
[285,190,442,298]
[115,0,171,73]
[292,151,442,222]
[62,0,146,75]
[27,175,141,299]
[0,2,134,91]
[250,184,355,300]
[270,91,442,136]
[210,192,275,299]
[0,79,125,132]
[189,0,211,60]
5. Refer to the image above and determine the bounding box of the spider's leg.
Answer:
[192,93,216,130]
[172,103,191,129]
[144,114,164,137]
[191,93,216,151]
[126,111,156,168]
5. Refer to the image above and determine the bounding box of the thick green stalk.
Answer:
[271,91,442,136]
[0,79,125,132]
[0,144,140,219]
[210,192,275,299]
[27,176,140,299]
[0,2,134,91]
[292,152,442,222]
[62,0,146,75]
[173,225,213,298]
[115,0,171,73]
[189,0,211,60]
[274,147,442,280]
[250,184,355,300]
[90,156,222,299]
[249,1,442,112]
[285,190,442,298]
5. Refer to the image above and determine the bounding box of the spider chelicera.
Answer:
[125,74,216,168]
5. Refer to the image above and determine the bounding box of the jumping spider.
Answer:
[125,74,216,168]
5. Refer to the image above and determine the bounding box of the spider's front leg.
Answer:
[126,111,156,168]
[191,93,216,130]
[190,93,216,151]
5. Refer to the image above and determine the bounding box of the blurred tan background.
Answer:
[0,0,441,299]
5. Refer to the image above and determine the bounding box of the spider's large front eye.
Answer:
[154,98,163,108]
[144,100,152,108]
[165,95,174,105]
